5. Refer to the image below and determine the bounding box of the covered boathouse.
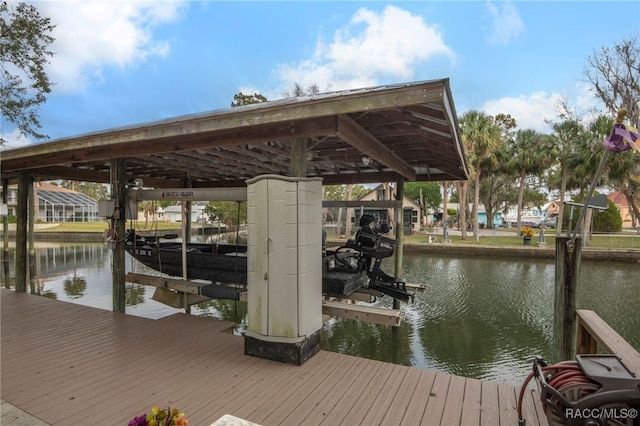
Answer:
[0,79,549,425]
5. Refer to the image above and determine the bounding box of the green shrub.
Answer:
[564,199,623,233]
[593,200,622,232]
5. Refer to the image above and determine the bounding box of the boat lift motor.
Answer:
[345,215,413,302]
[517,355,640,426]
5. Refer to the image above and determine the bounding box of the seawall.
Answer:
[3,232,639,263]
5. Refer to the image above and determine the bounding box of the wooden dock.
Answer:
[1,289,548,425]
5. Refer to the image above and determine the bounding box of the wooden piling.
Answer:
[393,178,404,311]
[291,137,307,177]
[2,179,9,288]
[28,176,36,292]
[110,158,126,313]
[15,171,29,292]
[554,236,582,362]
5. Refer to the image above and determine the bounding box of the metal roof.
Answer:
[37,189,97,207]
[1,79,469,188]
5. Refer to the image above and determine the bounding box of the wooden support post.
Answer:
[184,179,192,244]
[290,137,307,177]
[28,176,36,292]
[576,321,598,355]
[15,171,29,292]
[184,201,192,243]
[2,179,9,288]
[28,177,34,257]
[111,158,126,313]
[554,236,582,362]
[345,184,353,238]
[393,178,404,311]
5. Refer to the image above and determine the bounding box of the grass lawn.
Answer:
[34,222,640,249]
[37,221,183,233]
[403,231,640,249]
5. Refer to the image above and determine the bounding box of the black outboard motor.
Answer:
[346,215,412,302]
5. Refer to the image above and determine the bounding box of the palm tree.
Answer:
[503,129,551,234]
[459,110,502,237]
[548,119,585,235]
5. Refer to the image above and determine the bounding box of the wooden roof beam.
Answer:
[1,116,339,173]
[336,115,416,181]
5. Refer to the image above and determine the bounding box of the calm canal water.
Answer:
[3,242,639,386]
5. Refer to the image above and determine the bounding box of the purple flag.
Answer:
[603,123,640,153]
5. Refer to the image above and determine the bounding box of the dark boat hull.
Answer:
[125,242,366,297]
[126,242,247,284]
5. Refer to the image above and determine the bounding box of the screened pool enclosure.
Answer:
[37,188,98,222]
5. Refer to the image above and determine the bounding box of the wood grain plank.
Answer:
[318,359,383,425]
[337,361,397,426]
[399,369,438,426]
[440,374,466,425]
[497,382,518,426]
[287,356,373,425]
[479,380,500,426]
[249,351,341,425]
[460,377,481,425]
[279,355,366,425]
[1,289,545,426]
[378,366,422,426]
[359,364,410,425]
[421,372,451,425]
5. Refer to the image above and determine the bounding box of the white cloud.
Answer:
[484,1,524,45]
[482,83,604,134]
[35,0,186,93]
[276,5,456,94]
[0,128,34,150]
[482,91,563,133]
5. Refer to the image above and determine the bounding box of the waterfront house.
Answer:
[608,191,634,227]
[2,182,99,222]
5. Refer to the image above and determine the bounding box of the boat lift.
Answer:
[124,186,422,326]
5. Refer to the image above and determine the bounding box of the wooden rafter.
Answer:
[336,115,416,181]
[1,80,469,185]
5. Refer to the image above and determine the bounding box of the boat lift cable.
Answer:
[234,201,241,276]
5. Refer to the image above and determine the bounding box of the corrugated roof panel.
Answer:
[38,190,98,206]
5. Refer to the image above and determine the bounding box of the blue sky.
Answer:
[2,0,639,149]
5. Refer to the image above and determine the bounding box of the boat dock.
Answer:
[0,289,548,425]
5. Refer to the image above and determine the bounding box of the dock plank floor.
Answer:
[1,289,547,425]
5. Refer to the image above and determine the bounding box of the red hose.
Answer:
[517,362,599,423]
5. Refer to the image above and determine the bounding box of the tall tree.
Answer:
[599,112,640,227]
[230,92,267,107]
[479,163,516,229]
[482,113,517,229]
[547,114,584,236]
[459,110,502,237]
[404,181,442,214]
[0,1,55,144]
[285,82,322,97]
[203,201,246,233]
[584,36,639,127]
[503,129,551,234]
[60,180,109,200]
[584,37,640,227]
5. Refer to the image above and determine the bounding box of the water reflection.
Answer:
[3,243,638,386]
[320,252,639,385]
[63,272,87,298]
